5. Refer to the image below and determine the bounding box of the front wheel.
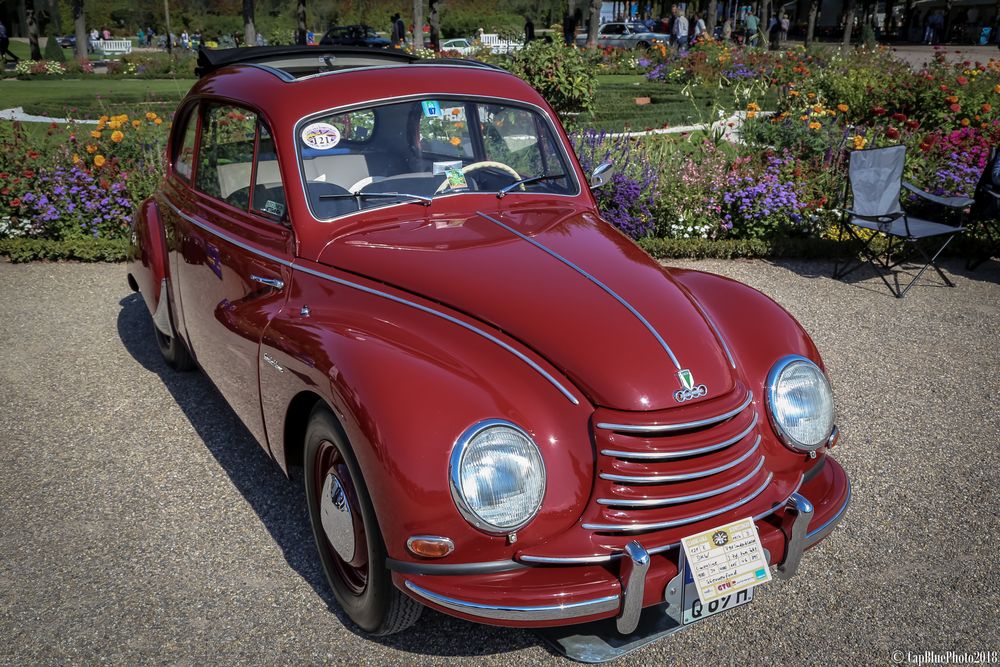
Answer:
[303,405,422,635]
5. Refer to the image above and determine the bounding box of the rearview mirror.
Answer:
[590,161,614,189]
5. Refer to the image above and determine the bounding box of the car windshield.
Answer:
[627,23,648,32]
[297,97,576,220]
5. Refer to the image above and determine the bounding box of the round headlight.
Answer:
[450,420,546,534]
[766,355,835,453]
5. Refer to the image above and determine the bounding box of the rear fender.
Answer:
[127,197,171,334]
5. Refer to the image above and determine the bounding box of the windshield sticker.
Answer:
[442,106,466,122]
[432,160,463,175]
[421,100,441,118]
[262,200,286,217]
[444,167,468,190]
[301,122,341,150]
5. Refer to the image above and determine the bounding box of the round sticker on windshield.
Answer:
[301,122,341,150]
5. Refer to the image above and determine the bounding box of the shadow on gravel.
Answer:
[766,258,999,296]
[116,293,539,659]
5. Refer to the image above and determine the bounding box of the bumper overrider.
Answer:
[392,455,850,633]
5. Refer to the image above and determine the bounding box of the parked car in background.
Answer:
[575,21,670,48]
[128,45,850,660]
[57,34,95,52]
[319,24,390,49]
[440,37,475,55]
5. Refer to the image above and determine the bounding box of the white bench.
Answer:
[97,39,132,55]
[478,33,522,54]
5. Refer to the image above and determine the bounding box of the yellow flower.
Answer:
[799,114,809,121]
[96,121,106,131]
[146,112,158,121]
[131,120,141,128]
[72,153,81,164]
[747,111,757,119]
[111,130,124,143]
[827,110,836,116]
[98,115,109,123]
[852,135,867,150]
[90,130,102,139]
[747,101,761,112]
[108,120,122,130]
[94,154,106,167]
[837,104,849,113]
[961,117,970,126]
[85,144,97,154]
[808,121,822,130]
[154,118,163,125]
[994,84,1000,94]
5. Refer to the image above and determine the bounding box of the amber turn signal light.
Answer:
[406,536,455,558]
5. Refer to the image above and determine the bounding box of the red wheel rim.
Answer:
[313,439,369,595]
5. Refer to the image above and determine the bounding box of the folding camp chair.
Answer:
[966,146,1000,270]
[832,145,973,298]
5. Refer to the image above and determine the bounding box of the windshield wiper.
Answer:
[319,191,433,207]
[496,173,566,199]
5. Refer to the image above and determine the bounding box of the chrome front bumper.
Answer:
[403,481,851,631]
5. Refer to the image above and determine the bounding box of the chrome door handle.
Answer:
[250,275,285,290]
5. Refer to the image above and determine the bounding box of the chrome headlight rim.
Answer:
[449,419,546,536]
[765,354,835,453]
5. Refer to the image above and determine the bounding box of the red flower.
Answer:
[939,84,950,92]
[956,75,969,86]
[891,112,907,122]
[0,188,8,195]
[906,119,921,129]
[949,103,962,112]
[872,106,887,116]
[10,198,20,207]
[27,151,39,159]
[886,127,900,140]
[22,169,35,178]
[0,172,7,179]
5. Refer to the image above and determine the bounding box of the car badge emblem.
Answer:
[674,369,708,403]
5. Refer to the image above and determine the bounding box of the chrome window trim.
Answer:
[292,93,583,224]
[596,390,753,433]
[448,419,546,535]
[599,435,760,483]
[404,580,620,621]
[477,211,682,372]
[161,198,580,405]
[597,456,766,507]
[600,412,759,461]
[582,471,773,532]
[766,354,835,453]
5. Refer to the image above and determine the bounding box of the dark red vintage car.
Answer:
[127,46,849,658]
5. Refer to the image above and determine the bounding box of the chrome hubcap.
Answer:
[320,473,355,562]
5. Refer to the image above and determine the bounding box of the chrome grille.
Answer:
[586,386,775,535]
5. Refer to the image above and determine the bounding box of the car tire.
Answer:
[303,405,422,635]
[153,307,196,371]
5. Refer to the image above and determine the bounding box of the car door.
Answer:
[165,101,293,449]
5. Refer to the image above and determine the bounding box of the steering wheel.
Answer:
[434,160,522,194]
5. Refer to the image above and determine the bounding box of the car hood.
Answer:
[314,203,736,411]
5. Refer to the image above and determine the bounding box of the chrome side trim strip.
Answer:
[387,557,526,575]
[599,436,760,483]
[597,456,766,507]
[596,391,753,433]
[476,211,682,372]
[600,412,759,461]
[161,198,580,405]
[803,478,851,548]
[583,472,773,532]
[403,580,620,621]
[685,291,737,370]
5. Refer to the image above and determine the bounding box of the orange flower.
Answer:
[961,117,970,126]
[111,130,124,143]
[85,144,97,154]
[983,103,993,113]
[788,90,800,97]
[994,84,1000,94]
[946,95,958,103]
[747,111,757,119]
[453,122,465,129]
[449,136,461,146]
[146,111,158,121]
[812,105,823,113]
[72,153,81,164]
[808,121,822,130]
[108,120,122,130]
[852,135,867,150]
[90,130,102,139]
[94,154,106,167]
[837,104,849,113]
[131,120,141,128]
[747,101,761,112]
[799,114,809,121]
[154,118,163,125]
[806,92,816,99]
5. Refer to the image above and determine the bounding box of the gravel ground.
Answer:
[1,258,998,666]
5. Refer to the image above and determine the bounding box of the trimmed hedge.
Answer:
[0,238,129,263]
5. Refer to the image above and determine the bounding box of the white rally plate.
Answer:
[678,516,772,624]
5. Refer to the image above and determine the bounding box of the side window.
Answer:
[195,104,258,209]
[478,104,548,177]
[251,123,286,220]
[418,101,473,158]
[174,107,198,182]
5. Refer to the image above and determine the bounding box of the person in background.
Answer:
[102,27,110,40]
[524,16,535,43]
[779,13,789,45]
[137,27,145,48]
[672,5,689,49]
[745,11,759,45]
[389,13,401,46]
[0,21,18,64]
[396,14,406,46]
[306,30,315,45]
[693,11,706,41]
[722,17,733,41]
[180,31,189,49]
[563,11,577,44]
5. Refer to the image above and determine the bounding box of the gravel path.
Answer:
[1,258,998,665]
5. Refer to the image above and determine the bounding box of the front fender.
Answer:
[259,265,595,565]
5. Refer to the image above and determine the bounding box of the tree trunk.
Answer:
[17,0,27,36]
[413,0,423,48]
[805,0,819,46]
[842,0,856,46]
[902,0,916,41]
[73,0,87,60]
[26,9,41,59]
[942,0,953,42]
[429,0,440,50]
[883,0,895,38]
[163,0,172,54]
[707,0,718,34]
[296,0,307,45]
[585,0,601,46]
[243,0,256,46]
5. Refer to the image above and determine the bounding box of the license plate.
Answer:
[682,577,754,624]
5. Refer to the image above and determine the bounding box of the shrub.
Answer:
[506,41,596,116]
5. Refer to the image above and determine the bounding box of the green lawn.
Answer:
[1,78,192,119]
[583,74,773,132]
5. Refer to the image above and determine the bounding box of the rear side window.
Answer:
[174,107,198,181]
[195,104,259,208]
